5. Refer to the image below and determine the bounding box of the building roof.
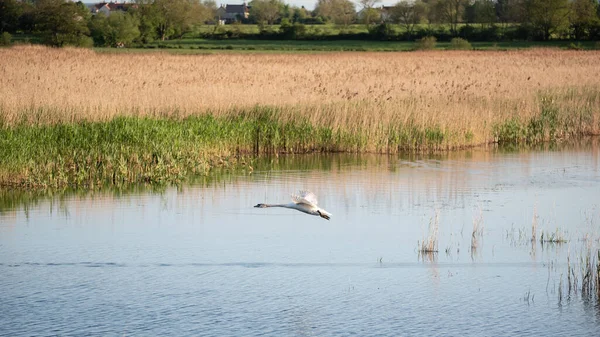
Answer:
[89,2,136,12]
[107,2,128,11]
[225,4,249,14]
[90,3,108,10]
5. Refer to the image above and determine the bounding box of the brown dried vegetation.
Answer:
[1,46,599,149]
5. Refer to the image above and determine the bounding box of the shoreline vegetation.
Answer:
[92,39,600,54]
[1,46,599,189]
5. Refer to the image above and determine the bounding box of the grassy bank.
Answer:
[1,101,598,189]
[0,109,451,188]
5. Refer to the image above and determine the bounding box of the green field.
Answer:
[94,39,599,54]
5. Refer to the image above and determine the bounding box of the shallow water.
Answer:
[1,140,600,336]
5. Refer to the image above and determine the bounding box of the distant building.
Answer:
[87,2,136,16]
[216,3,251,24]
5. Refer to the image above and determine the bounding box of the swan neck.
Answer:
[266,203,292,208]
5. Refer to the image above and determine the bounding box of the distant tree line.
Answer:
[250,0,600,41]
[0,0,216,46]
[0,0,599,47]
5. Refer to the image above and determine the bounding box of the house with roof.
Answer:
[216,3,251,24]
[88,2,136,16]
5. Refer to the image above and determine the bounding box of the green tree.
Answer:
[35,0,93,47]
[358,0,381,25]
[148,0,211,40]
[472,0,496,28]
[495,0,526,26]
[315,0,356,26]
[524,0,570,40]
[420,0,439,26]
[249,0,284,24]
[18,1,37,33]
[281,4,294,21]
[89,11,140,47]
[391,0,426,37]
[202,0,218,20]
[132,0,160,43]
[0,0,23,33]
[360,8,381,25]
[292,6,308,23]
[154,0,188,40]
[569,0,599,40]
[434,0,468,35]
[88,13,109,46]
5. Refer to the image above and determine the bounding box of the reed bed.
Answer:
[2,46,600,141]
[1,46,600,188]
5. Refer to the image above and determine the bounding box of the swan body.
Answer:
[254,190,332,220]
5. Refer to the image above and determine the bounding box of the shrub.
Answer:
[505,24,533,41]
[480,25,502,41]
[434,27,452,42]
[449,37,472,50]
[416,36,436,50]
[0,32,12,46]
[567,42,584,50]
[79,36,94,48]
[280,19,307,39]
[458,25,476,40]
[459,25,502,41]
[369,23,394,40]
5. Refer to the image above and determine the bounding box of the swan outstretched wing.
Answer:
[291,190,319,207]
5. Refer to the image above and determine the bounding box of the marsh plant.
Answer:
[471,206,484,251]
[0,32,11,46]
[449,38,472,50]
[532,205,538,243]
[1,46,600,188]
[419,210,439,255]
[560,246,600,304]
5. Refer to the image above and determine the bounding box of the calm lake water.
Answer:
[1,139,600,336]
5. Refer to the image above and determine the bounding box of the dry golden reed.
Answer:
[1,45,599,149]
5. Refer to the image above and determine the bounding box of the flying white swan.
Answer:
[254,190,332,220]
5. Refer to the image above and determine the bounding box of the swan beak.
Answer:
[254,204,266,208]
